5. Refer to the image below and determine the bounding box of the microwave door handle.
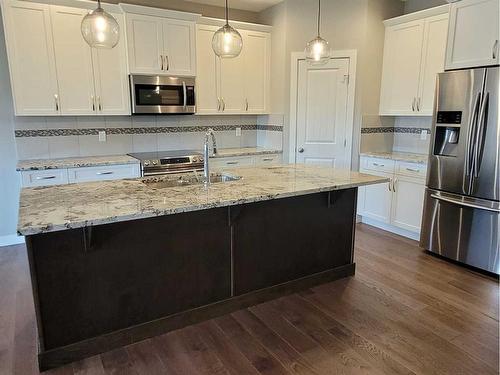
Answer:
[473,91,489,178]
[182,81,187,110]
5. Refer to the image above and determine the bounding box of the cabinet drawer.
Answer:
[254,154,282,165]
[21,169,69,187]
[361,157,395,174]
[396,161,427,179]
[68,164,140,183]
[211,156,254,169]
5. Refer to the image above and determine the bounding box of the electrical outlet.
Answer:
[420,130,427,140]
[235,127,242,137]
[98,130,107,142]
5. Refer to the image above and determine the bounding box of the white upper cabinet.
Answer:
[126,13,196,76]
[379,6,449,116]
[195,23,271,115]
[1,1,59,115]
[445,0,499,70]
[51,6,96,115]
[2,1,129,116]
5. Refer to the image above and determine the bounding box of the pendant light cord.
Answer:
[317,0,321,36]
[97,0,102,9]
[225,0,229,26]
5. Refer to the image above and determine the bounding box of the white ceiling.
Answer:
[183,0,283,12]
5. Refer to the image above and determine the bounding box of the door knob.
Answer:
[298,147,304,153]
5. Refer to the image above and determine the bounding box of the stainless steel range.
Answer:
[128,150,204,177]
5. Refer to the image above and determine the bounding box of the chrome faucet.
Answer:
[203,128,217,184]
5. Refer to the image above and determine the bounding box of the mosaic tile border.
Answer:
[361,127,431,134]
[15,124,283,137]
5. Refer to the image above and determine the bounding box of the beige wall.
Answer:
[258,0,404,167]
[103,0,260,22]
[404,0,447,14]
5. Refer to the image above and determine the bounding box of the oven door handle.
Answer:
[182,81,187,110]
[431,193,500,213]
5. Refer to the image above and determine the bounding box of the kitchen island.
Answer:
[18,164,387,370]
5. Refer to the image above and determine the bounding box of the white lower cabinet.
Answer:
[21,164,140,187]
[357,156,426,238]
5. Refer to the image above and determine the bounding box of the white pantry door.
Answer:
[295,58,350,168]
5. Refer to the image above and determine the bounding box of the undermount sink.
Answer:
[142,172,241,189]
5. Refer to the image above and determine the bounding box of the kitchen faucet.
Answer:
[203,128,218,185]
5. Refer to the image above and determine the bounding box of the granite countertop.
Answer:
[360,151,428,164]
[18,164,387,236]
[211,147,282,158]
[16,155,139,171]
[16,148,282,171]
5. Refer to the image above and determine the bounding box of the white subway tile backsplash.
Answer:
[15,116,47,130]
[16,137,49,159]
[76,116,106,129]
[132,134,158,153]
[48,136,80,158]
[46,116,77,129]
[78,134,132,156]
[105,116,132,128]
[132,116,156,128]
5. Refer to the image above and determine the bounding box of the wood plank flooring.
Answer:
[1,223,498,375]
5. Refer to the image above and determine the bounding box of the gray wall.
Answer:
[0,8,20,243]
[258,0,404,167]
[404,0,448,13]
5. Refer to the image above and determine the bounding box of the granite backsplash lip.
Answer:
[18,164,388,236]
[360,151,428,164]
[212,147,282,158]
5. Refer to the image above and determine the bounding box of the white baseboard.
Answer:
[0,234,25,247]
[360,217,420,241]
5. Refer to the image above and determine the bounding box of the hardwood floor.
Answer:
[1,223,498,375]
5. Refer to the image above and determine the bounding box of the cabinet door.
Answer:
[92,13,130,115]
[162,19,196,76]
[358,171,393,223]
[445,0,499,70]
[219,55,245,114]
[126,13,163,74]
[51,6,96,115]
[195,25,219,114]
[2,1,59,115]
[417,13,449,115]
[242,30,270,114]
[391,176,425,233]
[379,20,424,115]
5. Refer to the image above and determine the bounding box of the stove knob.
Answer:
[144,160,150,166]
[199,157,204,162]
[193,157,199,162]
[152,160,158,165]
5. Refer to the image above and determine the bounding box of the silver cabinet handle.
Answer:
[417,97,421,111]
[182,81,187,109]
[97,96,102,111]
[96,171,114,175]
[388,178,392,192]
[298,147,304,153]
[226,161,238,165]
[493,40,498,59]
[217,97,221,111]
[91,95,95,112]
[165,55,169,70]
[412,97,415,111]
[245,98,249,111]
[393,178,397,193]
[431,193,500,213]
[372,162,385,167]
[262,158,273,161]
[36,175,56,180]
[221,97,225,111]
[160,55,164,70]
[54,94,59,111]
[406,167,420,172]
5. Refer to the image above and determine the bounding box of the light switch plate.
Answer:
[98,130,107,142]
[235,127,242,137]
[420,130,427,140]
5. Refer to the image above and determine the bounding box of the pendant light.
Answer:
[81,0,120,49]
[212,0,243,58]
[305,0,330,65]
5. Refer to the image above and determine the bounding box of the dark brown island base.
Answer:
[17,165,387,370]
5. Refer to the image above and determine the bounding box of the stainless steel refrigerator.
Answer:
[420,67,499,275]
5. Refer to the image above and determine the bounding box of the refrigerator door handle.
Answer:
[463,92,482,193]
[431,193,500,213]
[473,91,489,178]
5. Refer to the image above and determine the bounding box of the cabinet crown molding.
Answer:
[198,16,272,33]
[383,4,449,26]
[119,3,201,21]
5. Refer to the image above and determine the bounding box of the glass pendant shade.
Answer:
[305,36,330,65]
[81,5,120,49]
[212,24,243,58]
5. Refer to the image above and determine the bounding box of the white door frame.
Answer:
[288,50,357,167]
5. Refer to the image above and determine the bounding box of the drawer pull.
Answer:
[262,158,273,161]
[372,163,385,167]
[96,171,114,175]
[226,161,238,165]
[405,167,420,172]
[35,175,56,180]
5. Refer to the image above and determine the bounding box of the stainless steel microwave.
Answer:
[129,75,195,114]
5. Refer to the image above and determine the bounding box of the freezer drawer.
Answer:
[420,188,499,274]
